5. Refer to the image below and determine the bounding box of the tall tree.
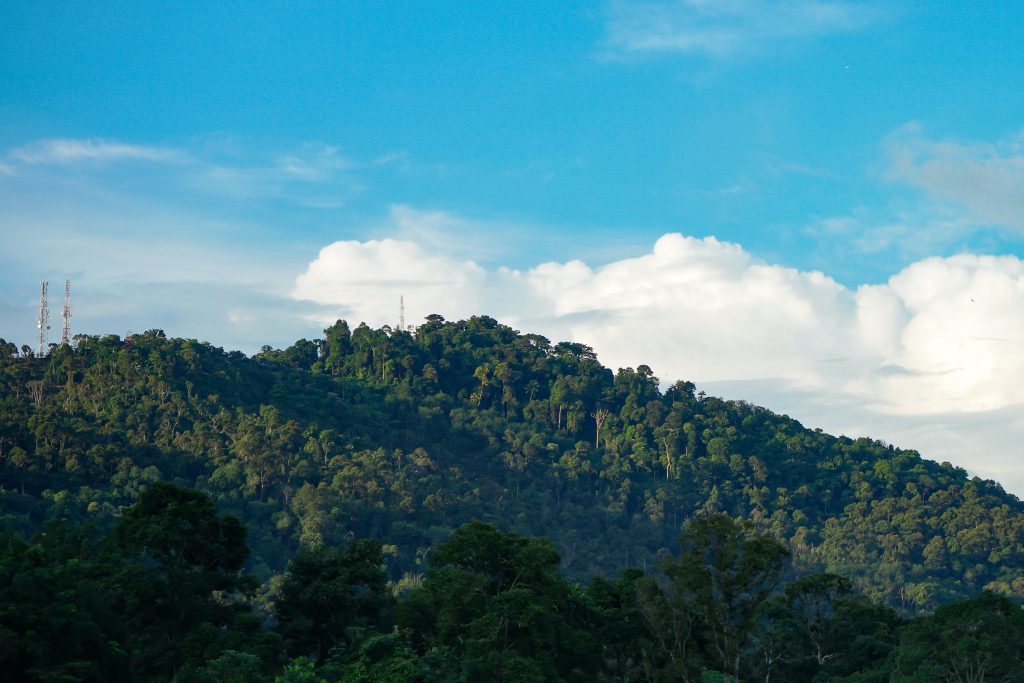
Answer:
[111,482,253,681]
[661,514,789,682]
[275,540,393,666]
[894,591,1024,682]
[399,521,600,683]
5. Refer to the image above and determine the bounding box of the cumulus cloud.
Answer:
[887,124,1024,229]
[292,231,1024,493]
[871,255,1024,412]
[293,232,1024,416]
[521,235,858,386]
[292,239,489,326]
[604,0,884,58]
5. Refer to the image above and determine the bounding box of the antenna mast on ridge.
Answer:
[36,281,50,356]
[399,295,405,331]
[61,280,72,345]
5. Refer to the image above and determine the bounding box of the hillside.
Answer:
[1,316,1023,610]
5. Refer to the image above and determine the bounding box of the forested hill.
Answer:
[1,315,1023,611]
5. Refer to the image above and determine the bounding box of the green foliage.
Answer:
[275,541,393,665]
[893,591,1024,682]
[0,523,128,682]
[587,568,653,682]
[328,633,435,683]
[111,482,258,681]
[643,515,789,682]
[3,318,1024,681]
[190,650,267,683]
[0,498,1014,683]
[399,521,600,682]
[751,573,900,682]
[3,320,1023,610]
[114,481,250,576]
[5,320,1024,614]
[273,658,326,683]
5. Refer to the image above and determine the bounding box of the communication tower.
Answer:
[398,295,415,333]
[61,280,72,344]
[36,282,50,356]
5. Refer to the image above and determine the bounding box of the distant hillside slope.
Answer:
[0,317,1022,611]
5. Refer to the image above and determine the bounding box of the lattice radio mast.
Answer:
[61,280,72,345]
[36,281,50,356]
[399,295,406,331]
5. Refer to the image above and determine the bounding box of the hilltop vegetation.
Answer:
[3,317,1024,681]
[1,315,1023,613]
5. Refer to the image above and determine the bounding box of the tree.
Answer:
[589,569,651,683]
[0,523,129,683]
[111,482,253,681]
[784,573,853,668]
[328,633,435,683]
[661,514,789,682]
[399,521,600,682]
[275,541,393,665]
[323,320,352,375]
[592,408,609,449]
[749,572,900,682]
[0,339,17,361]
[894,591,1024,682]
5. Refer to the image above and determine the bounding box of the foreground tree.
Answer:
[658,514,789,682]
[399,521,600,682]
[0,523,128,682]
[588,568,655,683]
[751,573,900,682]
[274,540,393,666]
[111,482,255,681]
[894,591,1024,682]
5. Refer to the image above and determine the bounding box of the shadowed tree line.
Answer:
[3,484,1022,682]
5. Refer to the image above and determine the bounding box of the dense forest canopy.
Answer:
[1,316,1023,610]
[2,316,1024,681]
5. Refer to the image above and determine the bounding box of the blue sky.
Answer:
[4,2,1024,278]
[4,1,1024,494]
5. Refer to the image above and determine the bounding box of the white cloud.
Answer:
[166,144,361,206]
[293,231,1024,416]
[887,124,1024,229]
[605,0,884,58]
[293,230,1024,495]
[812,212,970,259]
[520,234,858,387]
[1,137,363,208]
[386,205,491,259]
[8,138,184,165]
[871,255,1024,412]
[276,144,351,181]
[292,239,488,326]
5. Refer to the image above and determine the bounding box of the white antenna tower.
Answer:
[36,281,50,356]
[399,295,405,331]
[61,280,71,345]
